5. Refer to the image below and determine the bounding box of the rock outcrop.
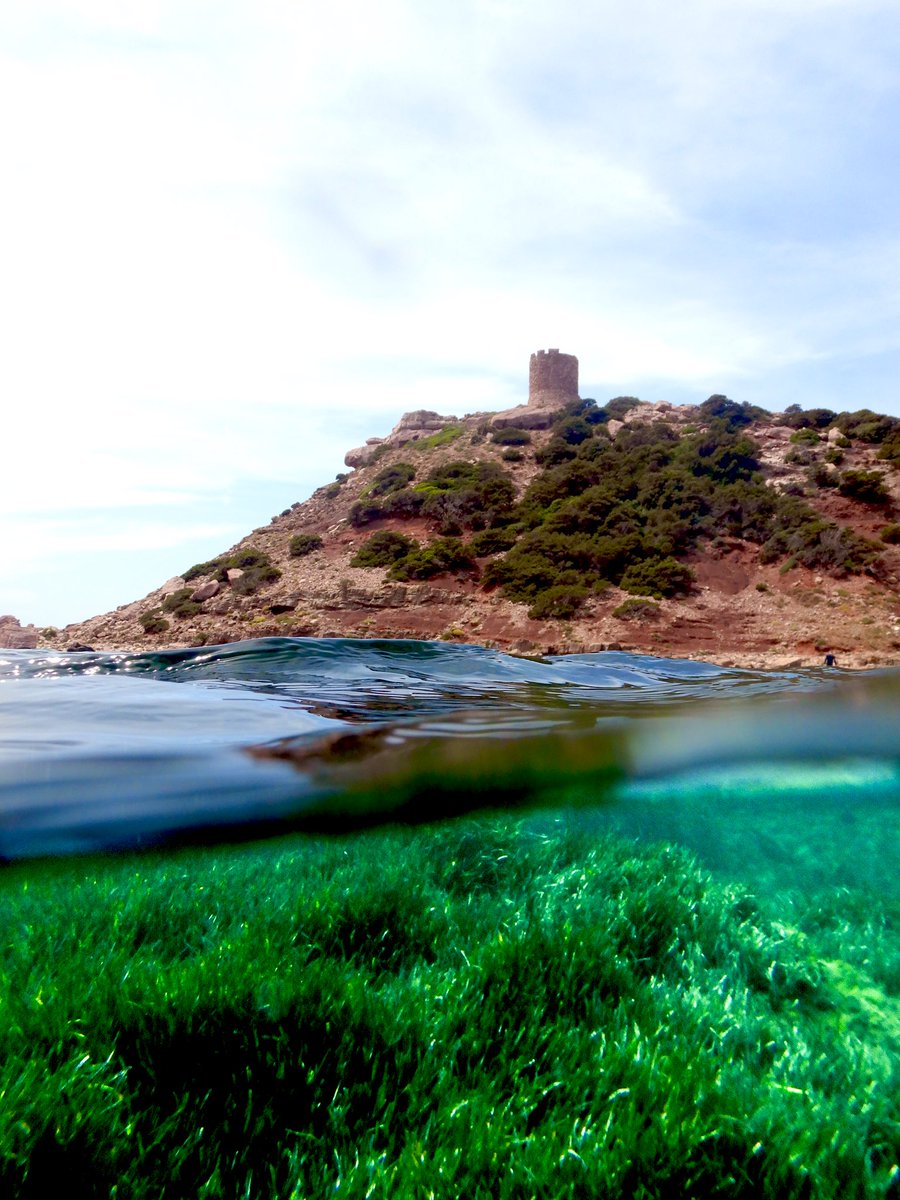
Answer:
[490,406,559,431]
[345,410,460,468]
[0,616,39,649]
[390,410,458,440]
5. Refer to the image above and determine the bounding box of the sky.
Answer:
[2,0,900,628]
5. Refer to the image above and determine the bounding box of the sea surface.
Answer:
[0,637,897,895]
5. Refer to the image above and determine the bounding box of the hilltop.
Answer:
[48,381,900,668]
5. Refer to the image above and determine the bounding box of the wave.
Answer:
[0,638,896,859]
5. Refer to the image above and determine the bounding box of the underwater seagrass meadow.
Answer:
[0,640,898,1197]
[0,815,898,1199]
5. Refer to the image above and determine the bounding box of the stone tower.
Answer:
[528,349,579,408]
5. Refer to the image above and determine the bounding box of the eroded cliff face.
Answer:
[0,616,38,649]
[52,398,900,669]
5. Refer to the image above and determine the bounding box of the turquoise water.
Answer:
[0,637,896,893]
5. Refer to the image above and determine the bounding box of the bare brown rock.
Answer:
[344,441,385,468]
[490,406,558,431]
[191,581,220,602]
[0,616,38,649]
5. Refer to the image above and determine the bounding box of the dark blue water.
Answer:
[1,638,898,884]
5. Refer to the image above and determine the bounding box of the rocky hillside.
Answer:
[51,395,900,668]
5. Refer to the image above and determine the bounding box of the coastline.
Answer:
[28,626,900,673]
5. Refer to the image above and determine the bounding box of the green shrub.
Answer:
[182,559,221,583]
[760,522,877,574]
[683,428,761,483]
[838,469,890,504]
[351,531,417,568]
[807,464,839,489]
[700,393,748,427]
[490,427,532,446]
[230,564,281,596]
[289,533,323,557]
[349,499,384,527]
[876,430,900,467]
[835,409,899,444]
[790,428,822,445]
[755,581,769,592]
[318,472,348,499]
[380,488,427,519]
[501,448,524,462]
[350,488,429,527]
[186,549,281,594]
[527,584,588,620]
[389,537,476,581]
[612,597,661,621]
[780,405,836,430]
[487,409,889,590]
[191,550,273,581]
[619,557,694,599]
[879,523,900,545]
[824,447,845,465]
[555,415,594,446]
[415,461,516,532]
[139,610,170,634]
[604,396,643,419]
[556,397,605,426]
[162,588,200,617]
[699,395,758,428]
[482,552,581,600]
[469,526,519,556]
[534,437,578,466]
[367,463,416,497]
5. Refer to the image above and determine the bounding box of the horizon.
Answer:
[3,2,900,628]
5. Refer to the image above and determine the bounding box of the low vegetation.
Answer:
[289,533,323,557]
[1,816,896,1198]
[490,426,532,446]
[527,583,588,620]
[351,459,516,535]
[838,469,891,505]
[498,400,884,611]
[365,462,416,497]
[162,588,202,619]
[182,549,281,596]
[468,526,519,556]
[340,398,891,610]
[613,597,661,621]
[414,424,464,451]
[139,610,169,635]
[351,531,418,568]
[835,408,900,445]
[388,536,476,581]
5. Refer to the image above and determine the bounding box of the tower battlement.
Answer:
[528,349,579,408]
